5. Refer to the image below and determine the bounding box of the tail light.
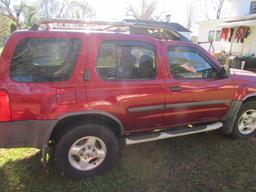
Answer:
[0,90,11,122]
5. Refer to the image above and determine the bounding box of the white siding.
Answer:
[198,0,256,55]
[198,21,226,53]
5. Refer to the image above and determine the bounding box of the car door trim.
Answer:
[166,100,231,109]
[128,105,165,113]
[128,100,231,113]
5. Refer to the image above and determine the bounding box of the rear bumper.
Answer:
[0,120,57,148]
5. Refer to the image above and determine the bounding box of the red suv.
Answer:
[1,20,256,179]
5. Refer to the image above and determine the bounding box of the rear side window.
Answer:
[96,41,156,80]
[10,38,82,82]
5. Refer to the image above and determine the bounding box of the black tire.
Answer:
[231,101,256,139]
[54,123,119,179]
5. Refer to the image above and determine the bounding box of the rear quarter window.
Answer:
[10,38,82,82]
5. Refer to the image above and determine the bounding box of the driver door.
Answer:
[163,43,237,127]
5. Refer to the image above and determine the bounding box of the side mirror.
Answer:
[220,66,230,79]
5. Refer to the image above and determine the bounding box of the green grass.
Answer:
[1,132,256,192]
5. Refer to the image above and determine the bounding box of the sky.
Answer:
[23,0,229,34]
[84,0,229,34]
[86,0,190,25]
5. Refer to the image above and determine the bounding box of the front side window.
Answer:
[168,46,218,79]
[10,38,82,82]
[96,41,156,80]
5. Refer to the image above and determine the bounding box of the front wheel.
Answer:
[54,124,119,179]
[232,101,256,139]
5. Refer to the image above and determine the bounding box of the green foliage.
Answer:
[0,33,8,47]
[0,16,11,47]
[10,22,17,33]
[0,0,96,30]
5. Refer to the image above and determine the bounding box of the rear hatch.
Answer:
[0,31,86,121]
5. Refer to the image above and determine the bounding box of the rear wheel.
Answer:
[54,123,118,179]
[232,101,256,139]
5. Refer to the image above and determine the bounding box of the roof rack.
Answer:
[31,18,190,42]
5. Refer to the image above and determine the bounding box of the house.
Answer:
[198,0,256,56]
[123,19,192,40]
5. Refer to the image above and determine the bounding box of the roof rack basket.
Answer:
[32,18,190,41]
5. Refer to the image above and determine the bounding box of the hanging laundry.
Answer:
[221,28,234,42]
[245,27,250,38]
[235,26,250,43]
[221,28,229,41]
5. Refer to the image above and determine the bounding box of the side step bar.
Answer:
[125,122,223,145]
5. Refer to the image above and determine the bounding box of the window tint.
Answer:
[96,41,156,80]
[168,46,218,79]
[10,38,82,82]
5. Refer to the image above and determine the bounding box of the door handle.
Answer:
[170,86,182,92]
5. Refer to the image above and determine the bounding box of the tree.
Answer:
[200,0,226,20]
[0,0,21,28]
[39,0,64,18]
[200,0,210,20]
[22,4,38,26]
[186,0,196,30]
[39,0,95,19]
[126,0,158,20]
[67,1,95,19]
[213,0,225,19]
[0,0,37,28]
[0,15,11,46]
[0,15,9,33]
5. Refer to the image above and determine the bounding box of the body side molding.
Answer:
[165,100,231,109]
[128,100,232,113]
[128,105,165,113]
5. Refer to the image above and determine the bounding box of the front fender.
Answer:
[234,81,256,101]
[222,82,256,134]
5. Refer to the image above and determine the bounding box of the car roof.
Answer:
[14,29,194,46]
[20,19,192,42]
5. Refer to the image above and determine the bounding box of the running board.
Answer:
[125,122,223,145]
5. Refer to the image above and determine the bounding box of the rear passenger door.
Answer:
[85,37,166,132]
